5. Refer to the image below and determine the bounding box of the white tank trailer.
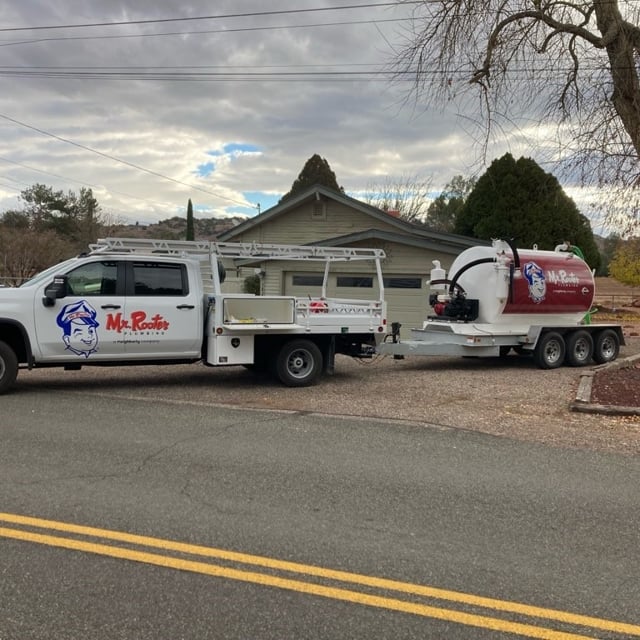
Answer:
[378,239,624,369]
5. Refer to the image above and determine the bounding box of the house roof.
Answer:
[310,228,478,255]
[217,184,485,252]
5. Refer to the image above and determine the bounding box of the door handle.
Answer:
[101,304,121,309]
[176,304,195,310]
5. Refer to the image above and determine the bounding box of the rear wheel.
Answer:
[565,330,594,367]
[0,341,18,394]
[274,339,323,387]
[593,329,620,364]
[533,332,565,369]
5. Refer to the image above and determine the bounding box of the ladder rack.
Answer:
[90,237,386,262]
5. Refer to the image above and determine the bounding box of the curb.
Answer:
[570,353,640,416]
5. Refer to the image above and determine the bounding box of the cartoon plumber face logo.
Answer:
[523,261,546,303]
[56,300,100,357]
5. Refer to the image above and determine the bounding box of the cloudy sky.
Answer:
[0,1,562,227]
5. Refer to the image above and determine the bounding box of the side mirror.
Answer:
[42,275,69,307]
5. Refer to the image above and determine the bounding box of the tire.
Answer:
[0,341,18,394]
[564,330,594,367]
[499,346,512,358]
[274,339,323,387]
[533,331,565,369]
[593,329,620,364]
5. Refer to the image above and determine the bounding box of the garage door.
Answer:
[284,272,428,337]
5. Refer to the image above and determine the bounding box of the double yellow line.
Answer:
[1,512,638,639]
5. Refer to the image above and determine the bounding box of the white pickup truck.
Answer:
[0,237,387,392]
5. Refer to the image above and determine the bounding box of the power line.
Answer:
[0,155,179,209]
[0,3,417,33]
[0,113,250,208]
[0,66,612,82]
[0,18,410,48]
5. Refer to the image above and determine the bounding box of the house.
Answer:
[217,185,483,335]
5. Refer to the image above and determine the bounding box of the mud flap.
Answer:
[323,337,336,375]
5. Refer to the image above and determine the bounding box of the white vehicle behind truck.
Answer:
[378,239,624,368]
[0,237,387,393]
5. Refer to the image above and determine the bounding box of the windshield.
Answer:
[19,258,80,288]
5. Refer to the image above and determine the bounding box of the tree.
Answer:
[0,226,73,285]
[456,153,601,269]
[394,0,640,233]
[363,173,432,223]
[12,184,103,249]
[425,175,476,232]
[279,154,343,202]
[186,198,195,241]
[608,237,640,286]
[596,232,623,276]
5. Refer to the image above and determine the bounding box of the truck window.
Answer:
[131,262,188,296]
[66,261,118,296]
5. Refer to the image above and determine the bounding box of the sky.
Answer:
[0,0,600,229]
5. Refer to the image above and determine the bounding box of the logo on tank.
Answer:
[522,261,546,303]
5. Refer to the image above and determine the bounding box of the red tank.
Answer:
[503,249,595,316]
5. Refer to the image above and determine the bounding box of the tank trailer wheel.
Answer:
[275,339,323,387]
[533,332,565,370]
[0,341,18,394]
[564,330,594,367]
[593,329,620,365]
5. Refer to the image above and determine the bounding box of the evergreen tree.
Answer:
[456,154,601,269]
[186,198,195,241]
[279,154,342,203]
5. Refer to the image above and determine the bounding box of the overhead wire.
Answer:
[0,3,420,32]
[0,18,412,48]
[0,156,182,209]
[0,114,251,209]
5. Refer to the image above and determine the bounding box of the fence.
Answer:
[592,292,638,311]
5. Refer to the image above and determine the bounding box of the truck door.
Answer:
[34,260,126,361]
[119,260,202,358]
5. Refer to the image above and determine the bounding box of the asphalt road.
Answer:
[2,387,640,639]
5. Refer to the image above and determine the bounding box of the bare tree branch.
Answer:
[394,0,640,232]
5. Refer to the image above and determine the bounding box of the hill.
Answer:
[106,215,247,241]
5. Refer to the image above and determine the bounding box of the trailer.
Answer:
[377,239,624,369]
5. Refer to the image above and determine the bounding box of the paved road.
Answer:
[1,388,640,639]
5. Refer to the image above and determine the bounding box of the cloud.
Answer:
[0,1,599,229]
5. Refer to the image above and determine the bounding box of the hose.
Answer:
[448,257,497,296]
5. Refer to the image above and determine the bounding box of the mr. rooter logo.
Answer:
[105,310,170,333]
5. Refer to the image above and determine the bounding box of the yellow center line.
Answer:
[1,512,639,638]
[0,525,595,640]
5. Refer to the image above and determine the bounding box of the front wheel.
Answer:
[274,339,323,387]
[0,341,18,394]
[593,329,620,364]
[533,332,565,369]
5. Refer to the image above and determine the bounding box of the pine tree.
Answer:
[186,198,195,241]
[279,154,342,203]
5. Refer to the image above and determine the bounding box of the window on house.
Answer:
[337,276,373,288]
[383,277,423,289]
[312,201,326,220]
[292,274,324,287]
